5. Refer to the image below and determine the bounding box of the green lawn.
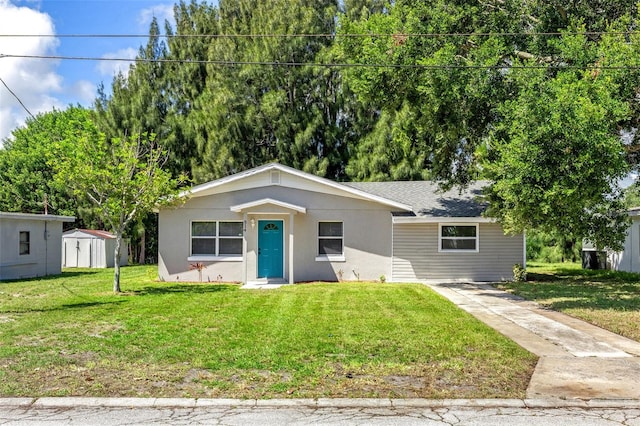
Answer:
[0,266,536,399]
[496,262,640,342]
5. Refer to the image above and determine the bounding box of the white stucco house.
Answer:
[0,212,75,281]
[62,229,129,268]
[158,163,525,284]
[606,208,640,272]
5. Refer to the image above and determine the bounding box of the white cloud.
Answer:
[96,47,138,78]
[138,3,175,29]
[0,0,63,142]
[69,80,97,105]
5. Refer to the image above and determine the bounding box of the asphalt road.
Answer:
[2,399,640,425]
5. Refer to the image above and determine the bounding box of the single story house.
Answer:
[606,208,640,272]
[0,212,75,281]
[158,163,525,284]
[62,229,129,268]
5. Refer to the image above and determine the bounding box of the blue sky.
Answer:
[0,0,176,141]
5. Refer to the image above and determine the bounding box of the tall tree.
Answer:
[339,0,519,184]
[163,0,221,179]
[95,18,177,264]
[0,106,99,224]
[188,0,363,182]
[94,19,172,167]
[483,25,637,250]
[338,1,640,248]
[53,133,186,293]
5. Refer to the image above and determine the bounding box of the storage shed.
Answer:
[607,208,640,273]
[0,212,75,280]
[62,229,128,268]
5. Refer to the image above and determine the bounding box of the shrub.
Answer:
[513,264,527,282]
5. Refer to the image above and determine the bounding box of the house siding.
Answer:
[608,215,640,273]
[0,218,66,280]
[158,186,394,283]
[392,222,523,282]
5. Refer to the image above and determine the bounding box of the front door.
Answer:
[258,220,284,278]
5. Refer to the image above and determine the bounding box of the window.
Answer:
[318,222,344,259]
[191,221,243,257]
[439,224,478,252]
[19,231,30,255]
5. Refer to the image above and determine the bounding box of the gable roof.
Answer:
[180,163,490,219]
[63,229,116,239]
[343,181,489,218]
[183,163,413,211]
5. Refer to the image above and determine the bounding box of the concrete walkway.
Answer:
[426,282,640,400]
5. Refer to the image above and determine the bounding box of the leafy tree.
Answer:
[0,107,99,224]
[95,18,182,264]
[53,133,186,292]
[483,28,631,250]
[339,1,640,249]
[338,0,519,184]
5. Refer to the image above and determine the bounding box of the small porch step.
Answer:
[242,279,289,289]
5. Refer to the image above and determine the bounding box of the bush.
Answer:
[513,264,527,282]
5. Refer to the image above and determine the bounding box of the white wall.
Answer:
[62,235,129,268]
[158,186,393,283]
[608,216,640,272]
[0,218,65,280]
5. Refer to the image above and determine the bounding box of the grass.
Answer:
[0,266,536,399]
[496,262,640,341]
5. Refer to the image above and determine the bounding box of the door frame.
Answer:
[257,219,285,279]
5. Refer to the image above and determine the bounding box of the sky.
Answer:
[0,0,177,143]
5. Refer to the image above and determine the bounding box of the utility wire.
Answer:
[0,76,35,120]
[0,31,639,38]
[1,53,639,70]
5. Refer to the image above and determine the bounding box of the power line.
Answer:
[0,76,35,120]
[1,53,639,70]
[0,31,639,39]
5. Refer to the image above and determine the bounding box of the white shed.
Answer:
[607,208,640,273]
[0,212,75,281]
[62,229,128,268]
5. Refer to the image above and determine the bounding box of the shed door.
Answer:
[77,239,92,267]
[257,220,283,279]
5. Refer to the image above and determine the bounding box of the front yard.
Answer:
[0,266,536,399]
[496,262,640,342]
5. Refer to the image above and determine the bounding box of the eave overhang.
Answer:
[230,198,307,214]
[392,216,495,224]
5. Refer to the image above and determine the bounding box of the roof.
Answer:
[183,163,413,212]
[179,163,489,219]
[0,212,75,222]
[343,181,488,218]
[63,229,116,239]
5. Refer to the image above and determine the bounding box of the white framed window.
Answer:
[19,231,30,255]
[190,221,243,260]
[316,221,345,261]
[439,224,479,252]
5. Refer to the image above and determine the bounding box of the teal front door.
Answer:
[258,220,283,278]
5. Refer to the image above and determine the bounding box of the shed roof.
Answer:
[63,229,116,239]
[342,181,488,218]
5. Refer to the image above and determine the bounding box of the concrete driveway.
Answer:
[426,282,640,400]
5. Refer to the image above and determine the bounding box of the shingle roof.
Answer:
[342,181,489,217]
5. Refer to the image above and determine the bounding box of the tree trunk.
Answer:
[139,228,146,265]
[113,235,122,293]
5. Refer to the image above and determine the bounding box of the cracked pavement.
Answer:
[2,399,640,425]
